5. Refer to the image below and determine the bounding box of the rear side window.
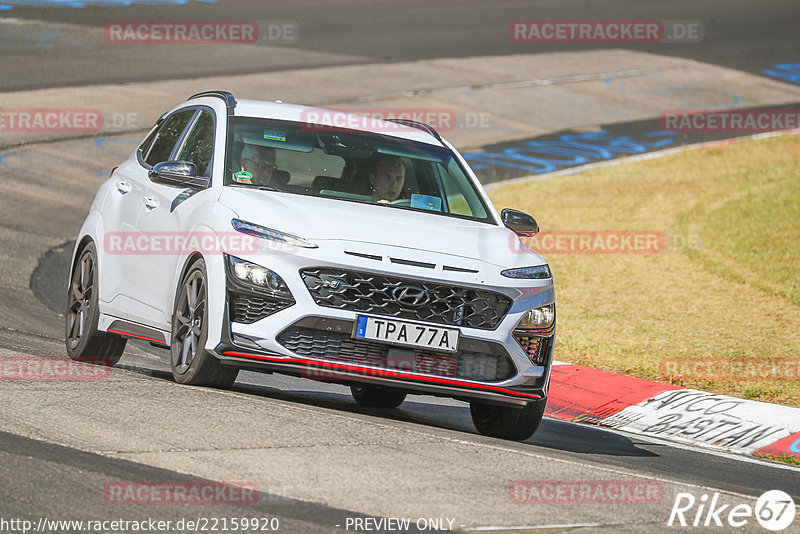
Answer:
[143,109,195,167]
[137,126,159,160]
[177,110,215,177]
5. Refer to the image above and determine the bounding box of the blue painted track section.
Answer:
[0,0,215,10]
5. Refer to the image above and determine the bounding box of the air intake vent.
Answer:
[229,292,294,324]
[345,251,383,261]
[513,334,549,365]
[389,258,435,269]
[443,265,479,273]
[277,326,515,382]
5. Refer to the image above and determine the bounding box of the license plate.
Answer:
[353,316,459,352]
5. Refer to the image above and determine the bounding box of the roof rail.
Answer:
[383,118,442,142]
[188,91,237,116]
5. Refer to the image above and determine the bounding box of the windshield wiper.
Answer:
[257,186,282,192]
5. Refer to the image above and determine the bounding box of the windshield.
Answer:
[225,117,493,223]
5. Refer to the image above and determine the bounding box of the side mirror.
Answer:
[149,161,207,188]
[501,208,539,237]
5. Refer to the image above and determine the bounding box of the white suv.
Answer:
[66,91,555,440]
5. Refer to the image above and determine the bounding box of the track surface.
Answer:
[0,0,797,91]
[1,1,799,532]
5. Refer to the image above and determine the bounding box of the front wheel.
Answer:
[65,241,126,365]
[350,385,407,408]
[170,258,238,388]
[470,398,547,441]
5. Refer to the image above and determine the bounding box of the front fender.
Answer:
[168,205,238,350]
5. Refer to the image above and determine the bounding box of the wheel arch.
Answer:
[69,208,106,286]
[172,251,206,312]
[70,235,95,272]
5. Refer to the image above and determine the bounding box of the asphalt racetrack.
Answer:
[1,1,799,532]
[0,0,797,90]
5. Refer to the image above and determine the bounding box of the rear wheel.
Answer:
[350,385,407,408]
[470,398,547,441]
[65,242,126,365]
[171,258,238,388]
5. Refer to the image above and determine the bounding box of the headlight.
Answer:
[227,255,291,296]
[501,265,552,279]
[515,304,555,330]
[231,219,317,249]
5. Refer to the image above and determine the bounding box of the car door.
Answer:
[98,125,161,319]
[132,107,217,330]
[122,107,199,329]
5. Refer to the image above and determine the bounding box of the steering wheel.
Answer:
[390,198,412,207]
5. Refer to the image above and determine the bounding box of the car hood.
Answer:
[218,188,546,268]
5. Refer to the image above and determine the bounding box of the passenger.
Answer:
[369,156,406,202]
[235,144,277,186]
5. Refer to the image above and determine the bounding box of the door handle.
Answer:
[143,196,159,209]
[115,180,131,194]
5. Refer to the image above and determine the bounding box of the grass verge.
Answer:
[752,452,800,466]
[488,133,800,406]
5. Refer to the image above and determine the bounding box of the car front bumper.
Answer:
[211,244,555,407]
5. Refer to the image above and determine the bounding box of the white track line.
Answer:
[356,68,654,101]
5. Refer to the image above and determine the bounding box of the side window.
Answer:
[438,160,487,218]
[143,109,195,167]
[137,125,159,160]
[176,110,215,177]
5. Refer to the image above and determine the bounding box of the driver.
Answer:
[369,156,405,202]
[236,144,277,186]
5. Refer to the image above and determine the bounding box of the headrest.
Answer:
[273,169,290,186]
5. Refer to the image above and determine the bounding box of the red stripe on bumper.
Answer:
[222,350,542,400]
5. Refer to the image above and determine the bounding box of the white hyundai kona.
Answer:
[66,91,555,440]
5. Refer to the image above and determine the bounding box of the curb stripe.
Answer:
[546,364,680,422]
[546,362,800,461]
[753,432,800,462]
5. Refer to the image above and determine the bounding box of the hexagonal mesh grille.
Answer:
[300,268,511,330]
[277,327,515,382]
[230,292,294,324]
[513,334,547,365]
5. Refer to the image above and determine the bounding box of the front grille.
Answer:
[513,334,549,365]
[230,292,294,324]
[300,268,511,330]
[277,326,515,382]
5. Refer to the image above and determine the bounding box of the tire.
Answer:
[470,398,547,441]
[170,258,238,388]
[350,385,407,408]
[65,241,127,365]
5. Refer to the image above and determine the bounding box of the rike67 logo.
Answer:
[668,490,795,531]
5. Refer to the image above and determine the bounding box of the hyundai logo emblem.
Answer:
[321,279,341,289]
[392,285,431,307]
